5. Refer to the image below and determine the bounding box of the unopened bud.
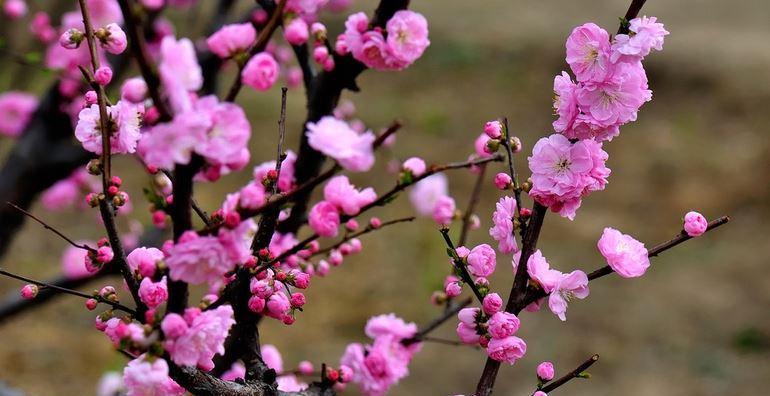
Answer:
[484,138,500,154]
[87,159,102,175]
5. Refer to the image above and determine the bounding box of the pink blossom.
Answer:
[486,336,527,364]
[3,0,27,19]
[221,362,246,381]
[159,36,203,114]
[552,71,579,135]
[489,196,518,253]
[402,157,427,177]
[61,243,94,279]
[456,322,480,344]
[284,18,309,45]
[365,313,418,341]
[0,91,37,137]
[241,52,279,91]
[96,372,124,396]
[432,195,456,226]
[575,61,650,128]
[526,250,562,293]
[265,291,291,319]
[30,12,56,44]
[138,276,168,308]
[384,10,430,67]
[494,173,512,190]
[323,175,377,216]
[138,113,208,169]
[340,338,412,396]
[163,305,235,370]
[121,77,148,103]
[126,247,163,278]
[683,211,708,237]
[467,244,496,278]
[308,201,341,238]
[165,231,233,285]
[123,356,184,396]
[482,293,503,315]
[528,134,610,220]
[611,16,668,63]
[487,312,521,339]
[161,314,188,338]
[191,96,251,166]
[565,23,612,83]
[597,227,650,278]
[537,361,555,381]
[207,23,256,58]
[548,270,589,321]
[98,23,127,54]
[457,307,479,325]
[76,101,142,155]
[262,344,284,372]
[409,173,448,216]
[306,116,375,172]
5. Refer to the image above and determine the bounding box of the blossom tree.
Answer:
[0,0,730,395]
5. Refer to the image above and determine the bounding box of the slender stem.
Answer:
[0,268,136,314]
[311,217,415,257]
[6,202,95,252]
[403,297,472,345]
[224,0,287,102]
[271,87,289,196]
[500,117,523,221]
[458,164,486,246]
[539,355,599,393]
[372,120,402,149]
[440,229,485,304]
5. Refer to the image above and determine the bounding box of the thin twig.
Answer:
[0,268,136,314]
[440,229,485,304]
[372,120,402,149]
[311,216,415,257]
[458,164,486,246]
[539,354,599,393]
[403,297,472,345]
[6,202,94,252]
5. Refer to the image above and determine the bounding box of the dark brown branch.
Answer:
[0,268,135,314]
[311,216,415,257]
[618,0,648,34]
[5,202,95,252]
[499,118,523,228]
[538,354,599,394]
[372,120,402,149]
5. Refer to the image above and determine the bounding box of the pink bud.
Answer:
[537,361,555,381]
[282,314,296,325]
[369,217,382,229]
[84,90,98,105]
[316,260,330,276]
[402,157,427,177]
[224,211,241,228]
[484,121,503,139]
[248,295,266,313]
[284,18,309,45]
[494,172,512,190]
[152,210,166,228]
[94,66,113,86]
[85,298,98,310]
[339,365,353,382]
[290,292,306,307]
[328,250,343,266]
[96,246,114,263]
[3,0,27,20]
[445,281,462,297]
[20,284,38,299]
[322,56,335,71]
[251,9,268,24]
[348,238,362,253]
[107,185,119,196]
[533,392,547,396]
[99,23,128,55]
[312,45,329,64]
[683,211,708,237]
[308,240,320,253]
[298,360,314,375]
[121,78,148,103]
[339,243,353,256]
[292,272,310,289]
[310,22,327,37]
[99,285,116,297]
[482,292,503,315]
[141,0,164,11]
[59,28,84,49]
[345,218,359,231]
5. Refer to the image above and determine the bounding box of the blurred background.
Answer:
[0,0,768,395]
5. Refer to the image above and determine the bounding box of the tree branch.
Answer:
[538,354,599,394]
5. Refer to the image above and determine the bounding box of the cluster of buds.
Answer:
[107,176,128,207]
[322,364,353,388]
[59,23,127,56]
[309,22,335,72]
[247,267,310,325]
[478,120,523,156]
[210,208,242,230]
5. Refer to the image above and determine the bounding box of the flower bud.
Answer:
[94,66,113,86]
[85,298,98,310]
[494,172,512,190]
[87,159,102,175]
[84,90,98,105]
[484,121,503,139]
[537,361,555,381]
[485,138,500,154]
[509,136,522,153]
[59,28,84,49]
[20,284,38,300]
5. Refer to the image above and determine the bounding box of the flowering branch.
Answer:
[0,268,136,315]
[440,229,486,304]
[537,354,599,394]
[311,216,415,257]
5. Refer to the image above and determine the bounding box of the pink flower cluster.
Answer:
[246,268,310,325]
[553,19,666,142]
[528,134,610,220]
[527,250,589,321]
[308,176,376,237]
[337,10,429,71]
[161,305,235,371]
[456,305,527,365]
[340,314,421,396]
